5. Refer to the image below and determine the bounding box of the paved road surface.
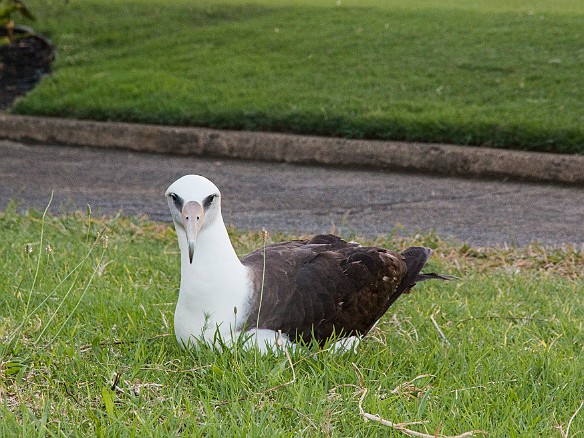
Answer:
[1,140,582,247]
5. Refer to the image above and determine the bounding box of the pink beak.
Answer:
[181,201,204,264]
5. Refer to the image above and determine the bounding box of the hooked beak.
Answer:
[181,201,204,264]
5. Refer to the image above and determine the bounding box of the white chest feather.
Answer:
[173,219,252,347]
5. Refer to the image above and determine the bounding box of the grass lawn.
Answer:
[1,204,582,436]
[10,0,584,154]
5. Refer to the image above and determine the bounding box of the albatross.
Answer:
[166,175,452,351]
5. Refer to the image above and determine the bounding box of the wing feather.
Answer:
[241,234,445,345]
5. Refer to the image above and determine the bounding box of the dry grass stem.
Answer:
[558,400,584,438]
[390,374,436,399]
[283,406,319,431]
[255,228,268,337]
[430,313,451,346]
[358,389,485,437]
[355,366,485,438]
[451,379,518,400]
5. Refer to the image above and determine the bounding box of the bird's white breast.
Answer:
[173,219,253,347]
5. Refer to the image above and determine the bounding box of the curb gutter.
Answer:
[1,114,582,185]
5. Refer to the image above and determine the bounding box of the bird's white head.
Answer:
[166,175,222,264]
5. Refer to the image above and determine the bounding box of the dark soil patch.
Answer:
[0,25,55,110]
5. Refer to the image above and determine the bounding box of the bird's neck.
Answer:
[179,217,241,269]
[175,215,251,345]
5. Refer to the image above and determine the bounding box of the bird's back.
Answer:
[241,234,443,345]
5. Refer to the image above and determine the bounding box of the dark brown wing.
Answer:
[240,234,410,345]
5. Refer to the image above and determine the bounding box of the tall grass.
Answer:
[1,205,582,436]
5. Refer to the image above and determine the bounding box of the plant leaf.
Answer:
[16,2,36,21]
[101,386,116,417]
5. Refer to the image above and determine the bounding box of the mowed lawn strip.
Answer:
[12,0,584,154]
[1,206,582,436]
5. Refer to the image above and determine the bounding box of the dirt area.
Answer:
[0,26,54,110]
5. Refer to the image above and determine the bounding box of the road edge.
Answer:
[1,114,582,185]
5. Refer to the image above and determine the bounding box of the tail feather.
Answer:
[397,246,454,294]
[415,272,458,283]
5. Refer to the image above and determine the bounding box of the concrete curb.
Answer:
[1,114,582,185]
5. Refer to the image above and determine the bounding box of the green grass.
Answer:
[10,0,584,154]
[1,203,583,436]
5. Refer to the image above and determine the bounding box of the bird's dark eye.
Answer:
[168,193,183,210]
[203,194,218,209]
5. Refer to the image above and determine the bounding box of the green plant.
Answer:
[0,0,35,45]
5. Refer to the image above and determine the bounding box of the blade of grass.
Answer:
[23,192,53,319]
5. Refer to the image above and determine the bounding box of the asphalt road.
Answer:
[1,139,582,247]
